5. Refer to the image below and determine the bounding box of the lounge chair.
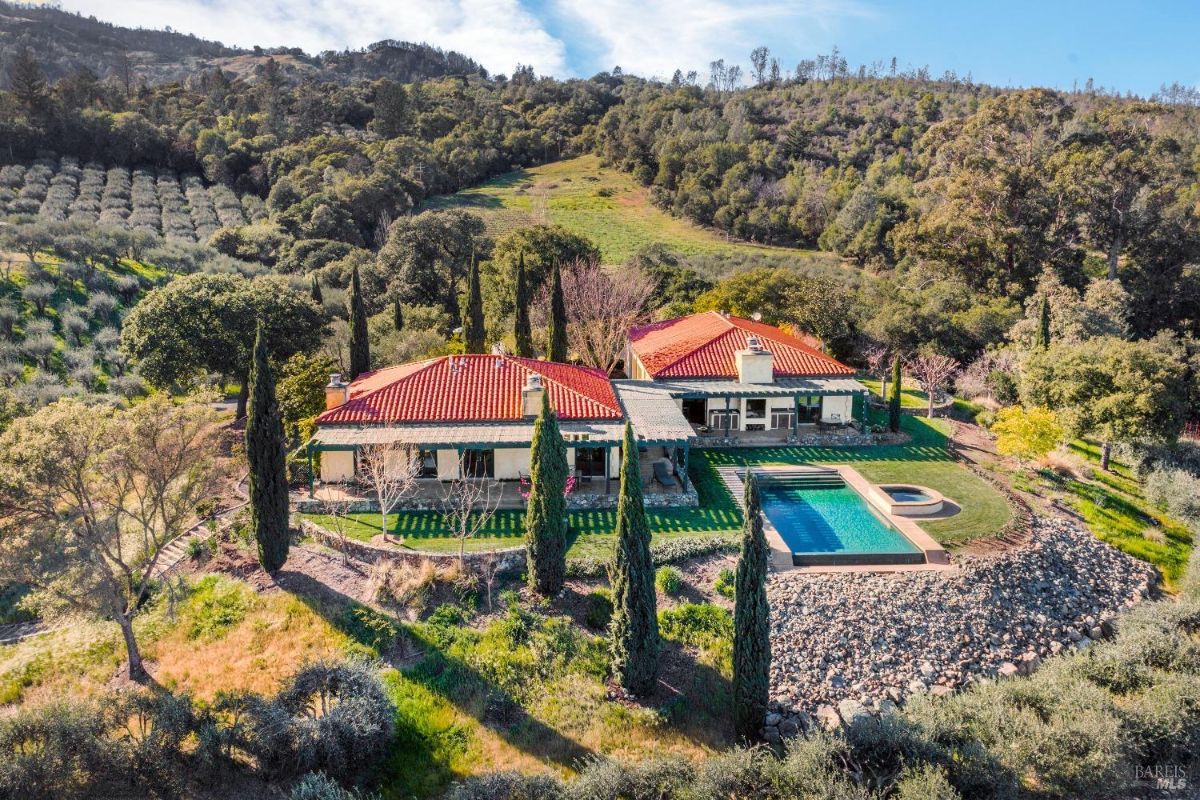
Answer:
[652,459,678,489]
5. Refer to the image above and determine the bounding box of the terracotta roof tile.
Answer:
[628,311,854,379]
[317,355,622,425]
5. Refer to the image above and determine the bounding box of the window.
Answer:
[462,449,494,478]
[745,398,767,418]
[417,450,438,478]
[770,410,795,430]
[681,398,707,425]
[575,447,607,477]
[797,395,822,423]
[709,409,740,431]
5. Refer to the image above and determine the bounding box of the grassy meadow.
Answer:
[422,154,843,271]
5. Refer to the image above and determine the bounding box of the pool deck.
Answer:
[716,464,952,574]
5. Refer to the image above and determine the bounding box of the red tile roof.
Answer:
[628,312,854,380]
[316,355,623,425]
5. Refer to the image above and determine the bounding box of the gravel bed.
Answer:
[765,516,1157,735]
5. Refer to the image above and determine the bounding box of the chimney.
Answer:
[325,373,348,410]
[735,335,774,384]
[521,372,544,416]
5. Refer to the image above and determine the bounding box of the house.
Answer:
[620,312,869,441]
[305,354,695,494]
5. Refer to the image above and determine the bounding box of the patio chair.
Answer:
[652,459,678,489]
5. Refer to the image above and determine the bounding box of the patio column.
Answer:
[725,395,732,436]
[306,442,315,498]
[680,442,690,492]
[604,444,611,494]
[793,394,800,436]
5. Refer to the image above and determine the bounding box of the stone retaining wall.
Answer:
[299,519,528,571]
[296,483,699,514]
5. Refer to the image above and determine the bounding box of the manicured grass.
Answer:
[859,377,929,409]
[422,154,842,269]
[703,416,1012,548]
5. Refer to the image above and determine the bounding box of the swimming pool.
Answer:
[759,474,925,566]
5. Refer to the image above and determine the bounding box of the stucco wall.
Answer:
[821,394,853,424]
[321,450,355,482]
[435,449,459,480]
[495,448,531,480]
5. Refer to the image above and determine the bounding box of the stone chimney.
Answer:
[325,373,348,410]
[521,372,544,416]
[735,335,774,384]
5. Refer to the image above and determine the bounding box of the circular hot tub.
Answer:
[877,484,945,516]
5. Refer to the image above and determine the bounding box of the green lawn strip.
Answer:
[1021,466,1193,587]
[858,377,928,409]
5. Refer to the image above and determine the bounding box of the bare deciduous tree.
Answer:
[358,441,420,543]
[315,499,355,565]
[905,349,961,418]
[477,549,503,611]
[537,258,655,374]
[864,343,891,401]
[440,464,502,566]
[0,394,225,682]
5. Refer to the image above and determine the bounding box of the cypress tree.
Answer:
[733,470,771,740]
[348,264,370,380]
[393,297,404,331]
[1035,295,1051,351]
[524,391,568,595]
[463,254,486,354]
[310,274,323,305]
[513,253,533,357]
[547,260,568,363]
[609,422,659,695]
[245,323,290,573]
[888,354,902,434]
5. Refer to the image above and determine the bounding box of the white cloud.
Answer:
[553,0,874,80]
[57,0,569,76]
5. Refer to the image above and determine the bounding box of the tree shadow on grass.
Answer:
[646,639,735,749]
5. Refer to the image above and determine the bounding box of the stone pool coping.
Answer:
[716,465,950,574]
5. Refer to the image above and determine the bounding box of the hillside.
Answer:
[0,2,485,87]
[424,155,842,271]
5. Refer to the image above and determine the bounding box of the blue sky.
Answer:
[61,0,1199,96]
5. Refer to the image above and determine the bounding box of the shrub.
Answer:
[290,771,380,800]
[583,589,613,630]
[445,771,564,800]
[273,659,395,780]
[184,575,258,640]
[893,763,961,800]
[658,603,732,649]
[1144,467,1200,527]
[566,535,739,578]
[370,560,439,612]
[0,699,116,799]
[713,568,735,599]
[655,566,683,596]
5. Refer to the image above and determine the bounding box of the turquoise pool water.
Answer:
[760,480,922,560]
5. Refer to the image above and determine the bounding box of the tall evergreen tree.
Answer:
[463,254,486,354]
[547,261,568,363]
[513,253,533,357]
[733,470,771,740]
[9,47,49,117]
[310,274,323,305]
[609,422,659,695]
[348,264,370,380]
[524,392,568,595]
[245,323,290,573]
[888,354,902,434]
[393,297,404,331]
[1035,295,1051,351]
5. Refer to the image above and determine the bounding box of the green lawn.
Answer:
[858,377,929,409]
[302,415,1012,556]
[702,416,1012,548]
[422,154,843,270]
